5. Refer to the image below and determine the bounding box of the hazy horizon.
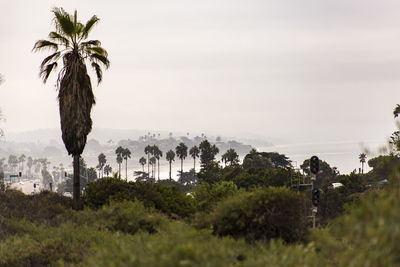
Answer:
[1,0,400,174]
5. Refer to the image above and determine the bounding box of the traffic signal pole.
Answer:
[311,173,316,228]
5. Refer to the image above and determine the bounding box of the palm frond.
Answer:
[81,40,101,47]
[90,53,110,69]
[40,52,61,70]
[49,31,70,47]
[52,7,74,36]
[91,62,103,84]
[87,46,108,57]
[83,15,99,39]
[394,104,400,118]
[32,40,58,52]
[40,62,58,83]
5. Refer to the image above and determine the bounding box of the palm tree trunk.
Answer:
[118,163,121,179]
[169,161,172,180]
[125,159,128,181]
[147,155,150,178]
[142,165,144,172]
[362,162,364,174]
[181,159,183,178]
[73,155,81,210]
[158,160,160,181]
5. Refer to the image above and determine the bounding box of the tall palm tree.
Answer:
[97,153,106,178]
[122,148,131,180]
[33,8,109,210]
[144,145,153,178]
[115,146,124,178]
[139,157,146,172]
[153,145,162,180]
[149,156,156,179]
[175,142,188,177]
[166,150,175,180]
[359,153,367,174]
[222,148,239,166]
[189,146,200,173]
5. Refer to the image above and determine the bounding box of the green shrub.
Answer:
[0,189,72,224]
[313,186,400,266]
[193,181,239,212]
[83,178,196,218]
[203,187,308,243]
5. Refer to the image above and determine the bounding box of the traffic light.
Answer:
[33,183,36,188]
[312,188,320,207]
[65,172,67,177]
[310,156,319,174]
[19,172,22,177]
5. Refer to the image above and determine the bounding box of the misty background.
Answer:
[1,0,400,174]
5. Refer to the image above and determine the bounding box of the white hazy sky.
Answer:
[1,0,400,172]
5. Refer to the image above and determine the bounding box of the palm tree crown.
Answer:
[33,8,109,210]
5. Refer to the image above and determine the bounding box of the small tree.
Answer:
[97,153,106,178]
[359,153,367,174]
[115,146,124,178]
[139,157,146,172]
[122,148,131,180]
[189,146,200,172]
[104,164,112,177]
[166,150,175,180]
[176,142,188,177]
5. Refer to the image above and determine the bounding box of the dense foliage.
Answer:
[83,178,196,218]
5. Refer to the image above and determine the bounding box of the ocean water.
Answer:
[259,139,387,174]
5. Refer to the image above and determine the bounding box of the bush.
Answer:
[193,181,239,212]
[313,186,400,266]
[203,187,308,243]
[83,178,196,218]
[0,189,72,224]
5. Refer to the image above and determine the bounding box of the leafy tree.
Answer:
[300,158,336,187]
[97,153,106,178]
[166,150,175,180]
[176,142,188,177]
[87,167,97,182]
[139,157,147,172]
[242,149,273,169]
[199,140,219,168]
[153,145,162,181]
[178,169,197,186]
[189,146,200,172]
[221,149,239,166]
[359,153,367,174]
[389,131,400,154]
[104,164,112,177]
[115,146,124,178]
[122,148,131,180]
[33,8,109,209]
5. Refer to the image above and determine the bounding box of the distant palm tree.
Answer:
[176,142,188,177]
[104,164,112,177]
[149,156,156,179]
[122,148,131,180]
[166,150,175,180]
[189,146,200,172]
[144,145,153,178]
[139,157,146,172]
[97,153,106,178]
[153,145,163,180]
[33,8,110,210]
[115,146,124,178]
[359,153,367,174]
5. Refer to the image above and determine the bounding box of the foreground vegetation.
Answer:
[0,165,399,266]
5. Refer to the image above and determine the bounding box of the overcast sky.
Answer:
[1,0,400,172]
